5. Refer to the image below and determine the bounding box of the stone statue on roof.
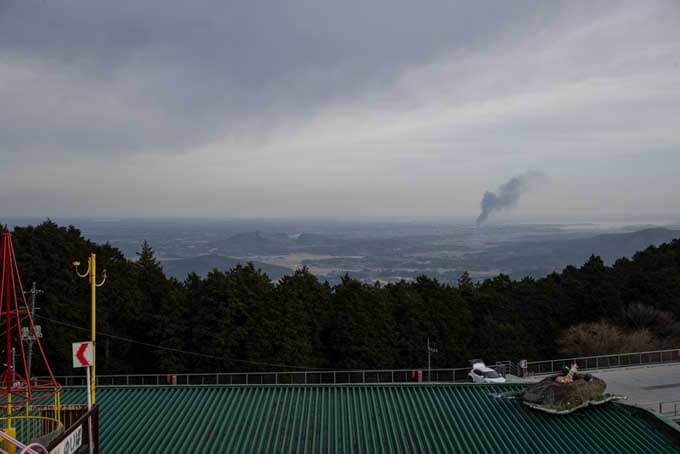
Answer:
[491,363,626,414]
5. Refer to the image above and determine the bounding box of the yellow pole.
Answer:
[56,390,61,425]
[5,394,15,454]
[74,253,106,407]
[90,253,96,405]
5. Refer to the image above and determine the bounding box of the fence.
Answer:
[0,389,62,449]
[52,361,513,386]
[50,366,490,387]
[638,400,680,420]
[46,405,99,454]
[657,401,680,418]
[43,348,680,387]
[525,348,680,376]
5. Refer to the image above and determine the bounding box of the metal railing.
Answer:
[495,360,517,376]
[525,348,680,376]
[0,430,47,454]
[46,404,99,454]
[655,400,680,418]
[640,400,680,419]
[49,365,506,387]
[42,347,680,387]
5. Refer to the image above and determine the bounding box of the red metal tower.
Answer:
[0,226,61,441]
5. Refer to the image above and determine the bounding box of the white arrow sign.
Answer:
[72,341,95,454]
[72,341,93,368]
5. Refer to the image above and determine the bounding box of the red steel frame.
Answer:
[0,226,59,402]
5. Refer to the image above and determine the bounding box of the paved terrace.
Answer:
[586,363,680,417]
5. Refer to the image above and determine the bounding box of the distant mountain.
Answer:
[296,233,334,245]
[471,227,680,277]
[225,230,273,247]
[218,230,341,254]
[160,254,293,280]
[565,228,680,263]
[42,217,679,284]
[219,231,288,255]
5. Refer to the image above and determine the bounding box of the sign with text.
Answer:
[72,341,93,368]
[49,425,82,454]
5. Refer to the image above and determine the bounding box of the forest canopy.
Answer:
[4,220,680,375]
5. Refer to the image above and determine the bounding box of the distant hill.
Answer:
[218,230,340,255]
[223,231,275,251]
[160,254,293,280]
[197,227,680,282]
[296,233,334,245]
[562,228,680,263]
[471,227,680,277]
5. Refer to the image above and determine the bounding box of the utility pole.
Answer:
[74,254,107,405]
[23,282,43,379]
[427,337,438,382]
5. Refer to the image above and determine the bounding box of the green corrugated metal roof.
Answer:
[58,384,680,453]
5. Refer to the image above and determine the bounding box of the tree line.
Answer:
[6,220,680,375]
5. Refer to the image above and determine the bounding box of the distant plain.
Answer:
[5,217,680,284]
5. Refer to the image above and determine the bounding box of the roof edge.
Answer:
[615,402,680,444]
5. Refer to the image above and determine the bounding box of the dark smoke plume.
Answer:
[476,171,545,226]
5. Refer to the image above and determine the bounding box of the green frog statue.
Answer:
[491,363,626,414]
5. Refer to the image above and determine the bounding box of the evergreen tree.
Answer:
[4,220,680,374]
[133,241,184,372]
[272,267,330,369]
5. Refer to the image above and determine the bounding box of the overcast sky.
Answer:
[1,0,679,222]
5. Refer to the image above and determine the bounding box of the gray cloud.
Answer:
[0,0,548,156]
[1,0,679,220]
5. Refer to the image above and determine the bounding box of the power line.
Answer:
[35,315,336,371]
[85,293,431,354]
[40,304,425,353]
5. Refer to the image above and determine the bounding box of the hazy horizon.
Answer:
[3,214,680,229]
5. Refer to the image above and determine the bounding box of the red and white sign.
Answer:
[72,341,93,368]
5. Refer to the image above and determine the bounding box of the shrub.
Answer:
[558,321,661,357]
